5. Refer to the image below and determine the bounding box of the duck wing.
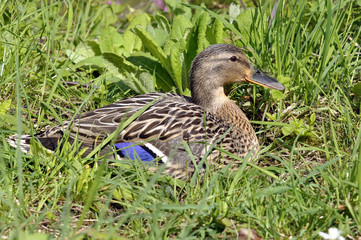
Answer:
[11,93,223,167]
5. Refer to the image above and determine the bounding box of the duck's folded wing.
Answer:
[32,93,221,161]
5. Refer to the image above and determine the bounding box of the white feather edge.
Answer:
[6,134,31,153]
[144,143,168,163]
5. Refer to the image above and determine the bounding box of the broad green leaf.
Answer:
[184,11,211,70]
[87,40,102,55]
[164,0,177,10]
[123,13,150,54]
[0,114,18,129]
[102,53,136,77]
[75,56,105,69]
[127,53,173,92]
[153,13,171,33]
[218,218,233,227]
[133,26,172,74]
[170,41,185,93]
[66,49,87,64]
[102,52,154,94]
[184,4,243,42]
[213,18,224,44]
[266,113,277,121]
[66,42,100,64]
[147,25,168,47]
[105,4,123,24]
[281,125,295,136]
[77,166,91,194]
[309,113,316,125]
[0,99,11,115]
[163,14,193,55]
[68,41,100,64]
[167,0,192,18]
[183,88,191,96]
[99,26,123,54]
[195,12,210,54]
[270,89,285,100]
[277,75,291,88]
[290,118,303,129]
[139,71,155,93]
[170,15,193,40]
[205,18,225,45]
[76,42,96,58]
[113,187,134,201]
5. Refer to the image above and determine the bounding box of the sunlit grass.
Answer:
[0,0,360,239]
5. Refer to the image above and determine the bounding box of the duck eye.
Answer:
[230,56,237,62]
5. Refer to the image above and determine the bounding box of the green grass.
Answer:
[1,0,361,239]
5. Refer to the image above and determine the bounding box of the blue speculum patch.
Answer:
[114,142,157,162]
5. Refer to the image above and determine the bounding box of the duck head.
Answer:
[189,44,284,110]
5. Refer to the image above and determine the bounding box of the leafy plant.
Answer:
[0,100,17,130]
[281,113,317,137]
[67,3,231,96]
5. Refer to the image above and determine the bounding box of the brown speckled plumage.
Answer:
[7,44,284,179]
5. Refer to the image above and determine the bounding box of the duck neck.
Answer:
[191,86,228,111]
[190,77,247,123]
[190,72,228,111]
[190,74,258,144]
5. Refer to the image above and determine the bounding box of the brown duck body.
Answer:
[7,44,284,179]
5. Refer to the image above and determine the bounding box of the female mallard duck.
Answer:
[7,44,284,179]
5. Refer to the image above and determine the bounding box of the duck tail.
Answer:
[6,134,32,153]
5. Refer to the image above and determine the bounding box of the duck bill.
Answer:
[244,69,285,91]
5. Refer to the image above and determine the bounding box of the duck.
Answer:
[7,44,284,179]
